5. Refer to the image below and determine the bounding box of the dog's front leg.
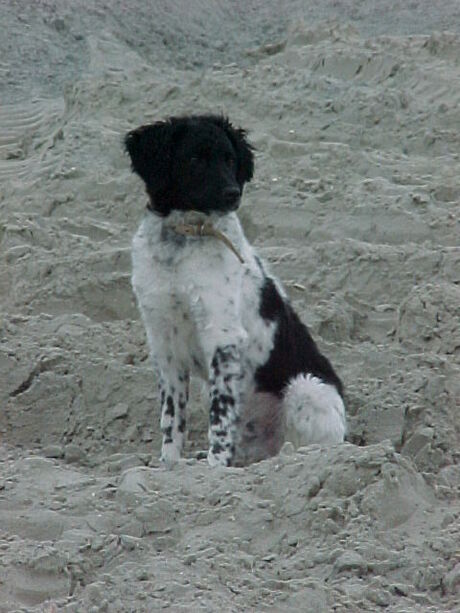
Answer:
[207,344,242,467]
[158,370,189,465]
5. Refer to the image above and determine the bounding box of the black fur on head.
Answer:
[124,114,254,217]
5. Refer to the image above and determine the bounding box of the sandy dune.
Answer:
[0,1,459,610]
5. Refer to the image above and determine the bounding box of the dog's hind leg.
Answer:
[282,373,346,448]
[234,391,285,466]
[158,370,189,465]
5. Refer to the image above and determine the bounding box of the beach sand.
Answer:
[0,1,459,610]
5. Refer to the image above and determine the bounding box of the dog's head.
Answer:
[124,115,254,216]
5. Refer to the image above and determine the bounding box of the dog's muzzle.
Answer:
[222,187,241,211]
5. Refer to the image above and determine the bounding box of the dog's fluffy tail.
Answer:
[283,373,346,448]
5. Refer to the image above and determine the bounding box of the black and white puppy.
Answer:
[125,114,346,467]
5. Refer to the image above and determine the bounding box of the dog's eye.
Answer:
[226,155,236,169]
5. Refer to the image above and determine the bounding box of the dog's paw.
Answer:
[207,448,231,468]
[160,444,181,468]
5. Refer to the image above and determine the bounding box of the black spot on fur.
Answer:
[211,362,220,378]
[211,442,224,455]
[214,345,238,363]
[254,255,265,275]
[256,277,344,397]
[221,394,235,407]
[165,396,174,417]
[210,397,229,426]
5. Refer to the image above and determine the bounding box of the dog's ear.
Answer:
[210,116,255,186]
[124,121,177,190]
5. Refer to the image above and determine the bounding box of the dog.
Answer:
[125,114,346,467]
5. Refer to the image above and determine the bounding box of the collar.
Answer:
[170,220,245,264]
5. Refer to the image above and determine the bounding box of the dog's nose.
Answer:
[223,187,241,208]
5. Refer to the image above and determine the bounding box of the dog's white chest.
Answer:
[131,212,260,377]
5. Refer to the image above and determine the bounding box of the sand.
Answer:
[0,1,459,611]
